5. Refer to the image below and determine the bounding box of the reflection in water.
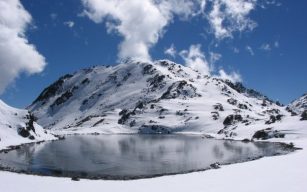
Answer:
[0,135,291,179]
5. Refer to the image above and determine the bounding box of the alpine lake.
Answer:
[0,134,295,180]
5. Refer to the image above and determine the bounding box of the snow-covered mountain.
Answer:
[0,100,55,148]
[28,60,305,139]
[287,93,307,119]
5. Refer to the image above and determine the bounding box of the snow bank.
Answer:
[0,100,56,149]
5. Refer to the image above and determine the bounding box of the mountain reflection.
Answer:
[0,135,290,179]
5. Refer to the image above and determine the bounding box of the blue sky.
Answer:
[0,0,306,108]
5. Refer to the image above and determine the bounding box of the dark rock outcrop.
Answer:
[50,86,78,108]
[238,103,248,110]
[252,128,285,140]
[25,113,36,133]
[265,115,283,124]
[301,110,307,121]
[143,64,156,75]
[211,112,219,120]
[161,81,199,99]
[17,127,30,137]
[227,98,237,105]
[118,109,132,124]
[213,103,224,111]
[224,80,279,105]
[32,74,73,104]
[223,115,243,126]
[148,74,166,91]
[138,125,172,134]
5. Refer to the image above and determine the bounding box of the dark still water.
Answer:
[0,135,293,180]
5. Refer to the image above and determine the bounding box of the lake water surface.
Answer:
[0,135,293,180]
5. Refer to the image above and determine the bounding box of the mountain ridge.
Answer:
[28,60,305,139]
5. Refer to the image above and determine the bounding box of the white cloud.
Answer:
[82,0,255,83]
[81,0,258,61]
[246,45,254,56]
[274,41,279,48]
[217,69,242,82]
[81,0,204,61]
[208,0,257,39]
[180,44,211,75]
[64,21,75,28]
[180,44,241,82]
[164,44,177,58]
[0,0,46,94]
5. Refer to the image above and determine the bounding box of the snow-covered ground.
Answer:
[0,100,56,149]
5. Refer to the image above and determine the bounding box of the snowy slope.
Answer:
[0,100,55,149]
[287,93,307,114]
[28,60,306,139]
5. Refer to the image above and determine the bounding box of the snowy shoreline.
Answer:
[0,135,306,192]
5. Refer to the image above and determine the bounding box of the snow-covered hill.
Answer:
[0,100,55,149]
[287,93,307,120]
[28,60,306,139]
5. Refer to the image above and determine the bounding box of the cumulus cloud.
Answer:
[82,0,204,61]
[81,0,257,61]
[207,0,257,39]
[179,44,211,75]
[164,44,177,58]
[0,0,46,94]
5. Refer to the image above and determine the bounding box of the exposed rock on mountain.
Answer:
[28,60,302,138]
[287,93,307,120]
[0,100,55,148]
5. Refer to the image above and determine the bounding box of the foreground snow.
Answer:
[0,136,306,192]
[0,100,56,149]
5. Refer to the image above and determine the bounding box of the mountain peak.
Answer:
[27,60,291,139]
